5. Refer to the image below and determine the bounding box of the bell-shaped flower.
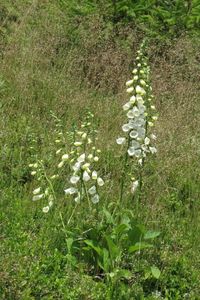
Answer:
[43,206,49,213]
[126,79,134,87]
[33,187,41,195]
[130,95,136,104]
[123,102,131,111]
[116,137,126,145]
[77,153,85,163]
[32,194,44,201]
[83,171,90,182]
[92,171,98,180]
[62,154,69,161]
[70,175,80,184]
[131,180,139,194]
[130,130,138,139]
[88,185,96,195]
[73,162,81,172]
[127,87,134,93]
[122,124,130,132]
[64,187,78,195]
[97,177,104,186]
[91,194,100,204]
[144,137,150,145]
[136,85,146,95]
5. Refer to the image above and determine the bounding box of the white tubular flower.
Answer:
[116,137,126,145]
[74,193,81,203]
[62,154,69,161]
[32,194,44,201]
[133,75,139,81]
[136,85,146,95]
[131,180,139,194]
[58,161,64,168]
[140,79,146,86]
[132,68,138,74]
[94,156,99,162]
[73,162,81,172]
[97,177,104,186]
[70,175,80,184]
[43,206,49,213]
[127,87,134,93]
[33,187,41,195]
[128,147,136,156]
[77,153,85,163]
[130,95,136,104]
[74,141,82,147]
[31,171,36,176]
[130,130,138,139]
[123,102,131,111]
[81,133,87,139]
[82,163,90,170]
[126,79,134,87]
[122,124,130,132]
[83,171,90,182]
[64,187,78,195]
[92,171,98,180]
[88,185,96,195]
[91,194,100,204]
[144,137,150,145]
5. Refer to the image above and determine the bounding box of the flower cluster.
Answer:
[29,161,54,213]
[63,112,104,204]
[116,41,158,193]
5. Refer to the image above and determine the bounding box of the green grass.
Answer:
[0,1,200,299]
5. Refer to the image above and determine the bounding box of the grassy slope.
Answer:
[0,1,200,299]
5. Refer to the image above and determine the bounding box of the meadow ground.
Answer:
[0,2,200,299]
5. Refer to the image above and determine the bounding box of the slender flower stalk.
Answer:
[117,40,158,200]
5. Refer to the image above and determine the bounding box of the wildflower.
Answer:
[123,102,131,111]
[43,206,49,213]
[127,87,134,93]
[83,171,90,182]
[77,153,85,163]
[93,156,99,162]
[126,79,134,87]
[97,177,104,186]
[131,180,139,194]
[31,171,37,176]
[91,194,100,204]
[74,141,82,147]
[92,171,98,180]
[58,161,64,168]
[62,154,69,161]
[116,137,126,145]
[70,175,80,184]
[64,187,78,195]
[32,194,44,201]
[88,185,96,195]
[33,187,41,195]
[136,85,146,95]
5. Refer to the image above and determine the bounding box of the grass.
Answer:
[0,1,200,299]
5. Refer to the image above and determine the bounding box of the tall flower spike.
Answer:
[64,112,104,205]
[117,40,158,195]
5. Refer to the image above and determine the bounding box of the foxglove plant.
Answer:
[117,40,158,200]
[63,112,104,206]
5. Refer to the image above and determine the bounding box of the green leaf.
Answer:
[144,230,160,240]
[128,242,153,253]
[151,266,161,279]
[105,235,120,260]
[84,240,102,257]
